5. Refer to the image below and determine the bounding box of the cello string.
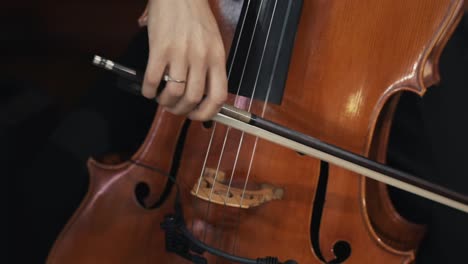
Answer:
[222,0,279,207]
[192,0,253,200]
[203,0,265,205]
[209,0,278,256]
[192,0,252,200]
[193,0,259,243]
[190,0,251,234]
[195,0,256,198]
[215,0,279,255]
[229,0,279,205]
[200,0,266,246]
[238,0,283,209]
[195,0,251,198]
[199,0,277,255]
[210,0,278,253]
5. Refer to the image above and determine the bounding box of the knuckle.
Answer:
[190,112,206,121]
[149,47,168,65]
[146,73,160,86]
[173,42,189,57]
[193,50,208,62]
[145,61,165,86]
[212,89,228,105]
[186,92,203,104]
[156,97,169,106]
[153,43,171,57]
[142,85,154,98]
[211,44,226,61]
[166,85,185,97]
[171,108,183,115]
[199,112,213,121]
[166,107,182,116]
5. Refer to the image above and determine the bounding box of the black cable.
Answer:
[130,160,297,264]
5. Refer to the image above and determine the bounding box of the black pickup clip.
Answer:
[160,192,298,264]
[161,214,207,264]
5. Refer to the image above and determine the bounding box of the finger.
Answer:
[166,63,206,115]
[142,52,167,99]
[138,5,149,27]
[188,63,227,121]
[157,60,188,108]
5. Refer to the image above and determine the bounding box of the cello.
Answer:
[47,0,466,263]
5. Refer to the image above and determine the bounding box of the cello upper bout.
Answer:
[422,0,465,91]
[362,0,465,261]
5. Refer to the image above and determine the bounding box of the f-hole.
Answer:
[311,161,352,263]
[134,120,192,209]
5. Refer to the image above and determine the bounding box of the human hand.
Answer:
[141,0,228,121]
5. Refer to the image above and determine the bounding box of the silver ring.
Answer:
[163,74,186,84]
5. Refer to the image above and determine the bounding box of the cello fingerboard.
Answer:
[226,0,303,105]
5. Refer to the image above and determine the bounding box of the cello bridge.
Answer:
[190,168,284,209]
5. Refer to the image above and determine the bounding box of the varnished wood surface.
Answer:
[46,0,464,263]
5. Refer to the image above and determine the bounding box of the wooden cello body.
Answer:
[47,0,464,263]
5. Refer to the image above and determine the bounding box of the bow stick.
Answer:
[92,55,468,214]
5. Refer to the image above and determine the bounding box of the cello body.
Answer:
[47,0,464,263]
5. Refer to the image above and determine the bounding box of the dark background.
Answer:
[3,1,147,262]
[3,1,468,263]
[2,0,146,110]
